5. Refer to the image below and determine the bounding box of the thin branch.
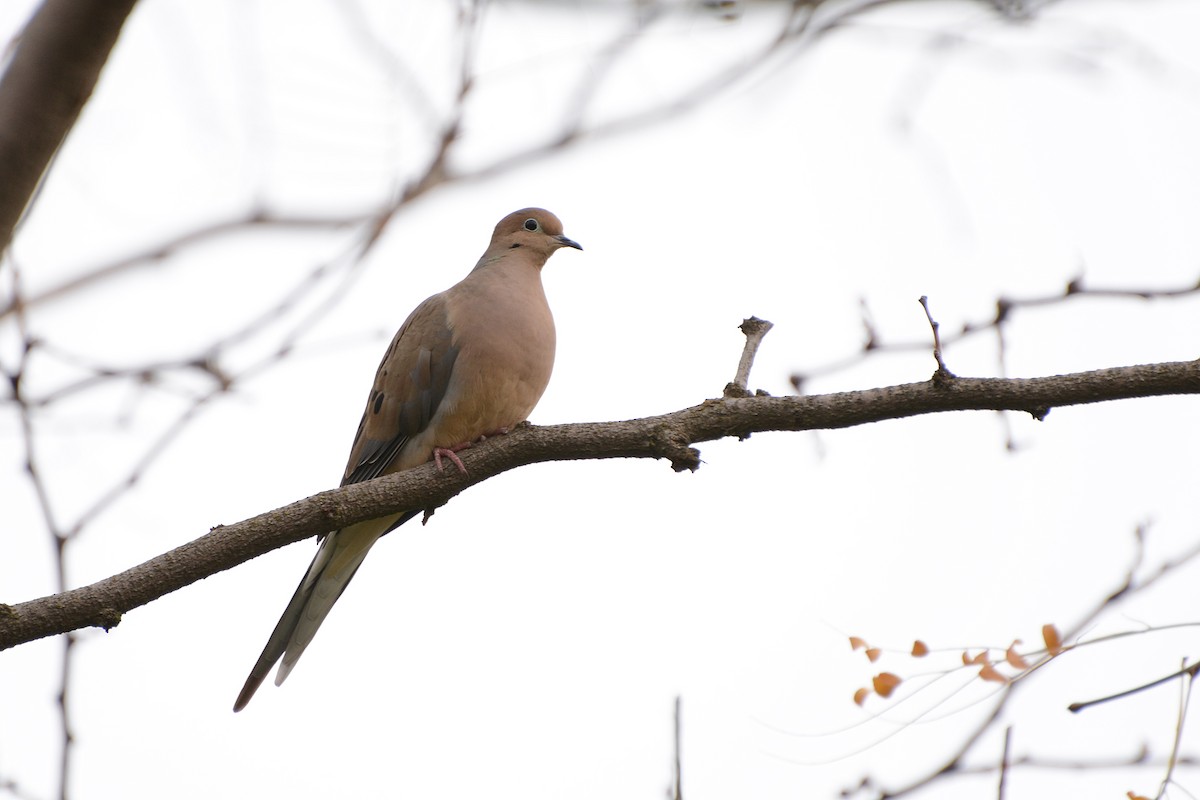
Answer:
[997,726,1012,800]
[7,266,75,800]
[919,295,955,379]
[869,684,1015,799]
[1069,661,1200,715]
[1065,527,1200,648]
[792,276,1200,389]
[0,210,364,321]
[2,358,1199,651]
[1152,659,1196,800]
[459,0,820,184]
[725,316,774,398]
[844,737,1200,795]
[923,746,1199,776]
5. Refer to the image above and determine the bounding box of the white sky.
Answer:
[3,1,1200,798]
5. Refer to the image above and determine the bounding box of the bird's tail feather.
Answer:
[232,514,407,712]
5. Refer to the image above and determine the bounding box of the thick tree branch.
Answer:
[1,358,1197,650]
[0,0,140,254]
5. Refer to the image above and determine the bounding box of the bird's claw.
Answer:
[432,428,513,474]
[433,446,469,474]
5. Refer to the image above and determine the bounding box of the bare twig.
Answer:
[1069,661,1200,715]
[7,267,75,800]
[791,276,1200,389]
[1069,528,1200,648]
[0,210,365,322]
[1159,663,1196,799]
[997,726,1012,800]
[919,295,955,379]
[725,316,774,398]
[463,0,823,184]
[898,746,1198,778]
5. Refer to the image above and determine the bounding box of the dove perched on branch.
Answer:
[234,208,581,711]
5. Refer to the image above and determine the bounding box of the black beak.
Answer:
[556,235,582,251]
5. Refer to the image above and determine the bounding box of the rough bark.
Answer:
[1,358,1197,651]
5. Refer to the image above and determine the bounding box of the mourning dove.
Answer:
[233,208,580,711]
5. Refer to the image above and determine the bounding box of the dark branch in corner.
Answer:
[1,357,1198,651]
[0,0,140,255]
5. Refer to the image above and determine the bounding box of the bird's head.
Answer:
[493,208,582,259]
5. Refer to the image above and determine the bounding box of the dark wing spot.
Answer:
[509,243,521,249]
[372,392,385,414]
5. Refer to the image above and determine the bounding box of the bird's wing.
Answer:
[233,295,459,711]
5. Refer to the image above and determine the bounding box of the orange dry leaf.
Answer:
[850,636,869,652]
[1005,641,1029,670]
[911,640,929,657]
[853,688,870,706]
[1127,793,1152,800]
[963,650,989,666]
[979,663,1008,684]
[866,648,882,663]
[1042,624,1063,656]
[872,672,901,698]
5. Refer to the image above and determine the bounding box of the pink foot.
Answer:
[431,428,514,474]
[432,445,469,474]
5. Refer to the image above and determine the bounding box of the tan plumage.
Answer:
[233,208,580,711]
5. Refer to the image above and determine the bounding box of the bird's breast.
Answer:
[435,275,556,445]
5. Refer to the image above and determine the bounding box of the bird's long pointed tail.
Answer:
[233,511,414,712]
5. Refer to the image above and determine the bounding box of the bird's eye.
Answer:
[523,218,539,232]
